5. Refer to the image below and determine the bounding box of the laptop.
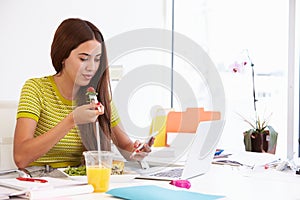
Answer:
[135,120,225,180]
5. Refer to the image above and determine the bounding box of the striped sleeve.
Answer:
[111,101,121,127]
[17,79,43,122]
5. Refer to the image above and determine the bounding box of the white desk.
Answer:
[68,152,300,200]
[1,152,300,200]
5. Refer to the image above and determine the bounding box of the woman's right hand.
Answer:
[72,103,104,125]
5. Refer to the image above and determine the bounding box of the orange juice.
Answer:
[86,167,111,192]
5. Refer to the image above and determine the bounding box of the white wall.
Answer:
[0,0,296,162]
[0,0,168,169]
[0,0,167,101]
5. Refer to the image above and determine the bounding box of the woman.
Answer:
[13,18,153,169]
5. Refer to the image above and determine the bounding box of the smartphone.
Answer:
[145,131,159,145]
[131,131,159,157]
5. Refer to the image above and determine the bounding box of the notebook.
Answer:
[136,120,225,180]
[0,177,94,199]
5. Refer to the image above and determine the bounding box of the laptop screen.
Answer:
[182,120,225,179]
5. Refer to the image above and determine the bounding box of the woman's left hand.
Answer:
[130,137,155,161]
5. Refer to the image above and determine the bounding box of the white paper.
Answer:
[22,184,94,199]
[0,177,94,199]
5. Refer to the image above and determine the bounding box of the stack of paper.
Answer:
[0,177,94,199]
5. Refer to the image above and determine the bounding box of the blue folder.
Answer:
[106,185,225,200]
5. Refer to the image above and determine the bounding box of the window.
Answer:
[171,0,290,155]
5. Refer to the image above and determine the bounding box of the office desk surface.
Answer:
[2,152,300,200]
[69,163,300,200]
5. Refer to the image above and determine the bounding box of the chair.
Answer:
[151,107,221,147]
[149,108,173,147]
[0,101,18,170]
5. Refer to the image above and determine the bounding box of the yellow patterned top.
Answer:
[17,75,120,168]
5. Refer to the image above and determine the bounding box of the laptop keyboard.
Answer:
[150,168,183,178]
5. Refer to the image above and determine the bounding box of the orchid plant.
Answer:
[229,49,271,134]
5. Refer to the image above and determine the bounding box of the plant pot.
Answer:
[244,126,278,154]
[250,130,269,153]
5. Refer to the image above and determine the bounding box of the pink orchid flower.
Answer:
[229,61,247,73]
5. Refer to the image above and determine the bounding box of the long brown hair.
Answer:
[51,18,112,151]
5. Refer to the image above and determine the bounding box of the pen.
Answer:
[214,153,232,159]
[16,177,48,183]
[264,158,282,169]
[212,160,242,167]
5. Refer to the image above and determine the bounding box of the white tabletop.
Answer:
[69,152,300,200]
[2,151,300,200]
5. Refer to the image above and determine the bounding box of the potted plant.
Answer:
[230,50,278,154]
[242,114,277,154]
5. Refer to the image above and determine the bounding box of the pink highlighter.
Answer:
[170,179,191,189]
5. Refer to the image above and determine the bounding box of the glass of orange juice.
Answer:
[83,151,112,192]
